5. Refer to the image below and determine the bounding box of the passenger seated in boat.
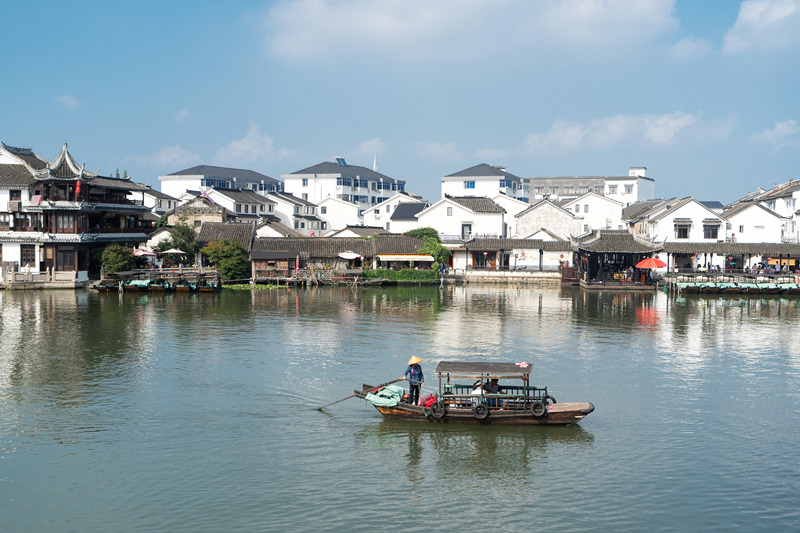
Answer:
[484,379,502,407]
[470,380,484,405]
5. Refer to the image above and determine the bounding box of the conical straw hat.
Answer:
[408,356,422,365]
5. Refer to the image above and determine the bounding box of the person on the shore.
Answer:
[404,356,424,406]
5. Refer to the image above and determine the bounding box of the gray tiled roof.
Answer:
[720,201,783,220]
[445,163,522,181]
[662,242,800,255]
[0,164,35,186]
[576,230,662,253]
[289,161,400,183]
[252,234,424,258]
[257,219,305,237]
[391,202,427,220]
[197,222,255,251]
[450,196,505,214]
[211,187,273,204]
[1,144,49,170]
[267,191,318,207]
[461,237,571,252]
[331,226,390,237]
[167,164,279,184]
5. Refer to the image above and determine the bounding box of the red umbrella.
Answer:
[635,257,666,269]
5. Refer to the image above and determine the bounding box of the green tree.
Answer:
[405,227,451,265]
[200,240,251,280]
[155,219,199,263]
[101,243,134,274]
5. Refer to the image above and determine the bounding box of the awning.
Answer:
[337,251,363,260]
[377,254,435,262]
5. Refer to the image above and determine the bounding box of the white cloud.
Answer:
[749,119,800,151]
[670,36,713,61]
[356,137,388,157]
[525,111,699,154]
[474,148,508,160]
[263,0,677,61]
[722,0,800,54]
[176,109,189,122]
[56,94,81,108]
[126,145,200,170]
[213,122,297,165]
[415,141,463,161]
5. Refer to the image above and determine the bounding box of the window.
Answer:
[56,214,75,232]
[625,185,633,194]
[293,206,300,214]
[268,205,274,212]
[574,204,580,213]
[386,222,390,230]
[321,222,327,230]
[499,180,506,189]
[294,220,299,229]
[374,209,379,215]
[464,181,475,189]
[302,178,308,186]
[739,225,744,233]
[550,187,558,195]
[703,225,719,239]
[10,190,21,200]
[461,223,472,238]
[302,193,308,201]
[260,205,265,212]
[194,220,201,227]
[236,205,242,213]
[584,224,589,232]
[21,245,36,267]
[675,225,689,239]
[447,207,453,216]
[0,214,10,230]
[157,199,163,208]
[608,185,618,195]
[321,206,327,214]
[386,205,391,213]
[584,204,589,213]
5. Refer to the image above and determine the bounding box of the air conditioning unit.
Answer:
[7,201,20,212]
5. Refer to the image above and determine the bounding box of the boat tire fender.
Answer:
[431,401,447,419]
[473,403,489,420]
[544,394,557,406]
[530,401,547,418]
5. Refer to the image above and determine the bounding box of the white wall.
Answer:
[318,197,361,231]
[516,202,581,240]
[563,194,624,233]
[726,207,784,243]
[417,199,504,238]
[650,201,726,242]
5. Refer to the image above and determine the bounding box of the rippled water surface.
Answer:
[2,286,800,531]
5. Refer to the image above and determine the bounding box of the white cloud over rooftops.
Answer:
[263,0,678,61]
[213,122,297,165]
[524,111,700,154]
[722,0,800,54]
[748,119,800,151]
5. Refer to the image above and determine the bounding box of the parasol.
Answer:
[635,257,666,269]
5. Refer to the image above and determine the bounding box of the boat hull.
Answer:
[356,391,593,425]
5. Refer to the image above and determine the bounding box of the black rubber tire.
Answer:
[544,394,557,406]
[530,401,547,417]
[431,401,447,419]
[473,403,490,420]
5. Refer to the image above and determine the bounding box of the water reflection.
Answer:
[355,420,594,494]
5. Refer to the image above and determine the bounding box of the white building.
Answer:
[491,194,534,237]
[264,192,323,237]
[441,163,528,202]
[515,200,581,240]
[204,187,277,222]
[750,181,800,242]
[560,192,625,234]
[318,196,362,233]
[416,196,505,240]
[528,166,655,205]
[640,197,727,242]
[282,157,406,212]
[720,202,786,243]
[385,202,427,234]
[362,193,425,229]
[127,186,179,217]
[158,165,282,199]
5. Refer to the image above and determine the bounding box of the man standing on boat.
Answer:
[403,357,424,406]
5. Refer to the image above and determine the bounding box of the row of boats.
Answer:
[676,281,800,295]
[93,278,221,293]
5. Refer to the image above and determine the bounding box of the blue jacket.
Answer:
[404,364,424,385]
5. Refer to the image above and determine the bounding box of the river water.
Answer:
[1,286,799,532]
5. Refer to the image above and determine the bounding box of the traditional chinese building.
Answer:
[0,142,152,285]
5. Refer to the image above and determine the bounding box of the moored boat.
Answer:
[174,279,197,292]
[354,361,594,425]
[123,279,152,292]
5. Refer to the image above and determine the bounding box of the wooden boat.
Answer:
[93,280,120,292]
[197,281,221,292]
[147,278,173,292]
[778,283,800,295]
[174,279,197,292]
[123,279,151,292]
[353,361,594,425]
[700,282,720,294]
[738,282,760,294]
[676,282,700,294]
[760,283,782,294]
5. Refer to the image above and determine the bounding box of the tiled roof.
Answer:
[257,219,304,237]
[289,161,400,183]
[267,191,318,207]
[211,187,273,204]
[576,230,662,253]
[331,226,390,237]
[445,163,522,181]
[197,222,255,251]
[0,164,35,186]
[450,196,505,214]
[252,234,424,258]
[1,144,49,170]
[721,201,783,220]
[391,202,427,220]
[461,237,571,252]
[167,164,279,184]
[662,242,800,255]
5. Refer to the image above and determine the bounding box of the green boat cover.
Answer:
[364,384,405,407]
[127,280,151,287]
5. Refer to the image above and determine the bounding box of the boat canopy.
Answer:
[434,361,533,380]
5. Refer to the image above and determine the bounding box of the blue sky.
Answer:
[2,0,799,204]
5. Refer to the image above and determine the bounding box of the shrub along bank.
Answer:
[363,268,438,283]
